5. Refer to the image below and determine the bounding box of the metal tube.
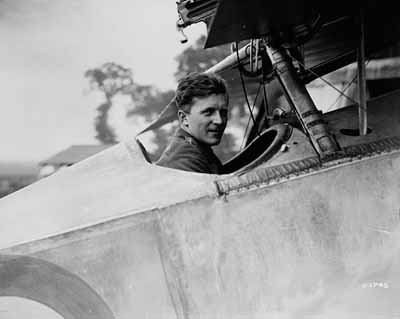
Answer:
[206,45,249,74]
[266,45,340,157]
[358,8,368,135]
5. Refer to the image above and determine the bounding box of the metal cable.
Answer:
[287,51,359,106]
[235,41,260,136]
[240,82,263,150]
[325,74,358,112]
[326,59,370,112]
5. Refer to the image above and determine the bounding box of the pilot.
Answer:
[156,72,229,174]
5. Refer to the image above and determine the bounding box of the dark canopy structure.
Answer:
[140,0,400,135]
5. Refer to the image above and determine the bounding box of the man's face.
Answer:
[181,94,228,146]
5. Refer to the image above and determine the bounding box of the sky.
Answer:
[0,0,205,162]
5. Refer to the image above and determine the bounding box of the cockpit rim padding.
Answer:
[222,123,292,174]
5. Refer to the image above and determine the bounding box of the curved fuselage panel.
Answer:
[1,91,400,318]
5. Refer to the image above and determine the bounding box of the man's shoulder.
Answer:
[163,135,202,155]
[156,136,211,173]
[156,128,222,174]
[160,129,203,156]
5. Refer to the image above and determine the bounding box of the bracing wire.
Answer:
[287,51,359,106]
[235,41,260,137]
[326,74,358,112]
[262,81,269,119]
[240,82,263,150]
[326,59,370,112]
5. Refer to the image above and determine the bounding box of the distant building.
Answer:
[0,162,38,198]
[39,144,113,178]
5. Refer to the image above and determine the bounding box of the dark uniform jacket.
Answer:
[156,128,222,174]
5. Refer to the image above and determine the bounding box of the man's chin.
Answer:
[207,131,224,144]
[206,137,222,146]
[192,131,223,146]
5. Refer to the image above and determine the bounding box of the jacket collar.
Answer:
[174,127,213,151]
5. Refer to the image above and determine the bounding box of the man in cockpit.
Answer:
[156,72,229,174]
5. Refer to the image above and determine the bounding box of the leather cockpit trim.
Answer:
[215,136,400,196]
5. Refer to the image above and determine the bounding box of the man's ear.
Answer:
[178,110,189,127]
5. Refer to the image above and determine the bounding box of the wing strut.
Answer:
[266,44,340,158]
[357,8,368,135]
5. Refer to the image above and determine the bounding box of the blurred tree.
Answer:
[127,85,175,121]
[85,61,175,158]
[127,86,176,161]
[85,62,134,144]
[85,36,248,162]
[175,35,231,80]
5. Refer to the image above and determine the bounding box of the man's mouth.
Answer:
[208,129,223,135]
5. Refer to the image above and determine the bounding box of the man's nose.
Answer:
[212,111,224,124]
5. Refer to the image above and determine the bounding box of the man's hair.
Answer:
[174,72,228,113]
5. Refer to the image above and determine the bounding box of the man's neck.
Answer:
[179,124,192,137]
[177,126,211,149]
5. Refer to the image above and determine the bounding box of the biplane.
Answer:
[1,0,400,318]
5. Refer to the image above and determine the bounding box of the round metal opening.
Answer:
[0,297,63,319]
[340,128,372,136]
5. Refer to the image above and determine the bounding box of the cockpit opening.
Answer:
[222,124,291,174]
[340,128,372,136]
